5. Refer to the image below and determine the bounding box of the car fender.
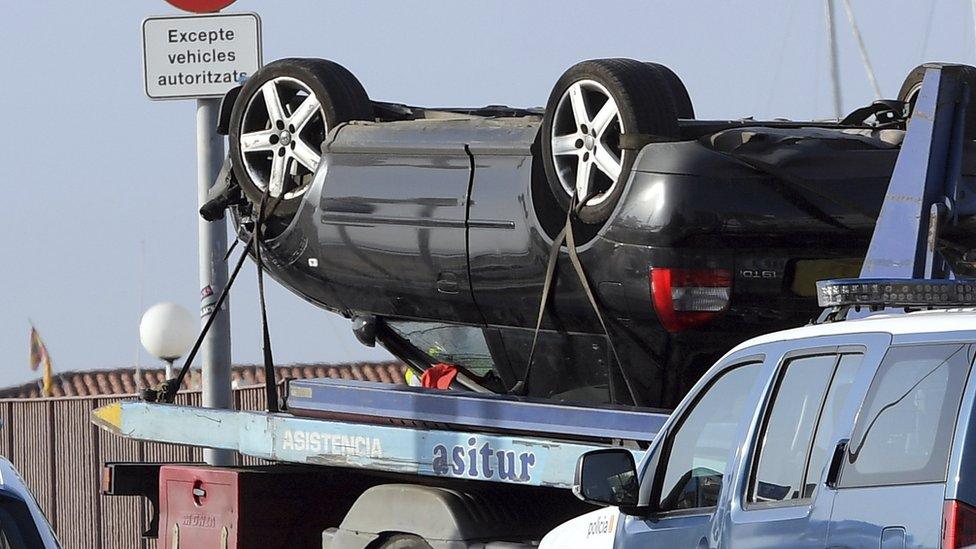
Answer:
[216,85,242,135]
[539,506,620,549]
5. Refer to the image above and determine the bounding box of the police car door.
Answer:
[722,334,890,548]
[826,338,976,548]
[618,354,765,547]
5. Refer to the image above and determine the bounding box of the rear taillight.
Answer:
[650,268,732,333]
[943,499,976,549]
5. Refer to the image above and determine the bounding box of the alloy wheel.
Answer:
[239,77,327,200]
[550,80,626,206]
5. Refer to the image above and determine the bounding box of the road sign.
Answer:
[165,0,236,13]
[142,13,262,100]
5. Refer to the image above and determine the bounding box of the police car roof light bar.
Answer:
[817,278,976,309]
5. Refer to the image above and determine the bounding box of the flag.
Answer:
[29,326,53,397]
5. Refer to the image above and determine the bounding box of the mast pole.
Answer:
[825,0,843,118]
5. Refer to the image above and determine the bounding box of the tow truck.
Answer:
[93,62,976,548]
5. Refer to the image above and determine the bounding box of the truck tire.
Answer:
[899,63,976,139]
[541,58,681,224]
[228,58,373,216]
[374,534,433,549]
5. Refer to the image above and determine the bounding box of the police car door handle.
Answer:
[825,438,849,489]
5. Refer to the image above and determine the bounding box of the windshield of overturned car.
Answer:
[385,320,615,404]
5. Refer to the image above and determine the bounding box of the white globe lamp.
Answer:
[140,302,197,380]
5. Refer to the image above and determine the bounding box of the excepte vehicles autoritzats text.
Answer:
[156,26,246,87]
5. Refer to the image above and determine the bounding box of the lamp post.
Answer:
[140,303,197,384]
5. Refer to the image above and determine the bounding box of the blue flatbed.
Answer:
[92,379,668,490]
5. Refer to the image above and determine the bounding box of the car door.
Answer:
[826,339,976,549]
[724,335,890,548]
[618,356,765,547]
[315,122,480,323]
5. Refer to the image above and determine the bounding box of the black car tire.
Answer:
[899,63,976,139]
[541,58,681,224]
[229,58,372,216]
[644,62,694,119]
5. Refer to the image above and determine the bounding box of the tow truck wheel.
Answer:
[228,58,372,216]
[374,534,432,549]
[899,63,976,139]
[542,58,681,224]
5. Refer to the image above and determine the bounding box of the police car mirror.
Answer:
[573,449,640,509]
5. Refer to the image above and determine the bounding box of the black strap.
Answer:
[161,190,280,405]
[252,194,280,412]
[161,231,251,403]
[511,193,644,406]
[508,202,572,396]
[562,199,643,407]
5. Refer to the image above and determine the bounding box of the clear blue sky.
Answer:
[0,0,969,388]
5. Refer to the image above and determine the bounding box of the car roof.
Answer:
[729,309,976,354]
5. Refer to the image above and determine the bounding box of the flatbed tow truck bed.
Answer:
[94,380,668,548]
[94,379,666,490]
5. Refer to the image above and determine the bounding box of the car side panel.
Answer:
[312,123,481,323]
[468,161,663,334]
[825,484,945,548]
[826,333,976,549]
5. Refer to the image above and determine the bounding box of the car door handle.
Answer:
[825,438,849,489]
[436,272,460,294]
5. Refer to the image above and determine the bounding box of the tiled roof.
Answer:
[0,362,407,399]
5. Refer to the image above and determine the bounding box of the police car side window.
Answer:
[748,353,862,505]
[656,362,761,512]
[839,344,973,488]
[803,353,862,496]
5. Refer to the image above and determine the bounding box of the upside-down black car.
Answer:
[209,57,976,407]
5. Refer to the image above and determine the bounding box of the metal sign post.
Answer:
[143,5,261,466]
[196,98,234,466]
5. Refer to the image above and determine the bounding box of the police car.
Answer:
[541,280,976,548]
[0,456,60,548]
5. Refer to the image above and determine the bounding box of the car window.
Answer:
[386,321,495,376]
[749,353,862,505]
[656,362,761,512]
[0,496,47,549]
[385,321,619,404]
[803,353,862,497]
[840,344,973,488]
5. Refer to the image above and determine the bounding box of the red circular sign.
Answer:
[164,0,236,13]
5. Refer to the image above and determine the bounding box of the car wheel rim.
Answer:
[239,76,327,200]
[550,80,626,207]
